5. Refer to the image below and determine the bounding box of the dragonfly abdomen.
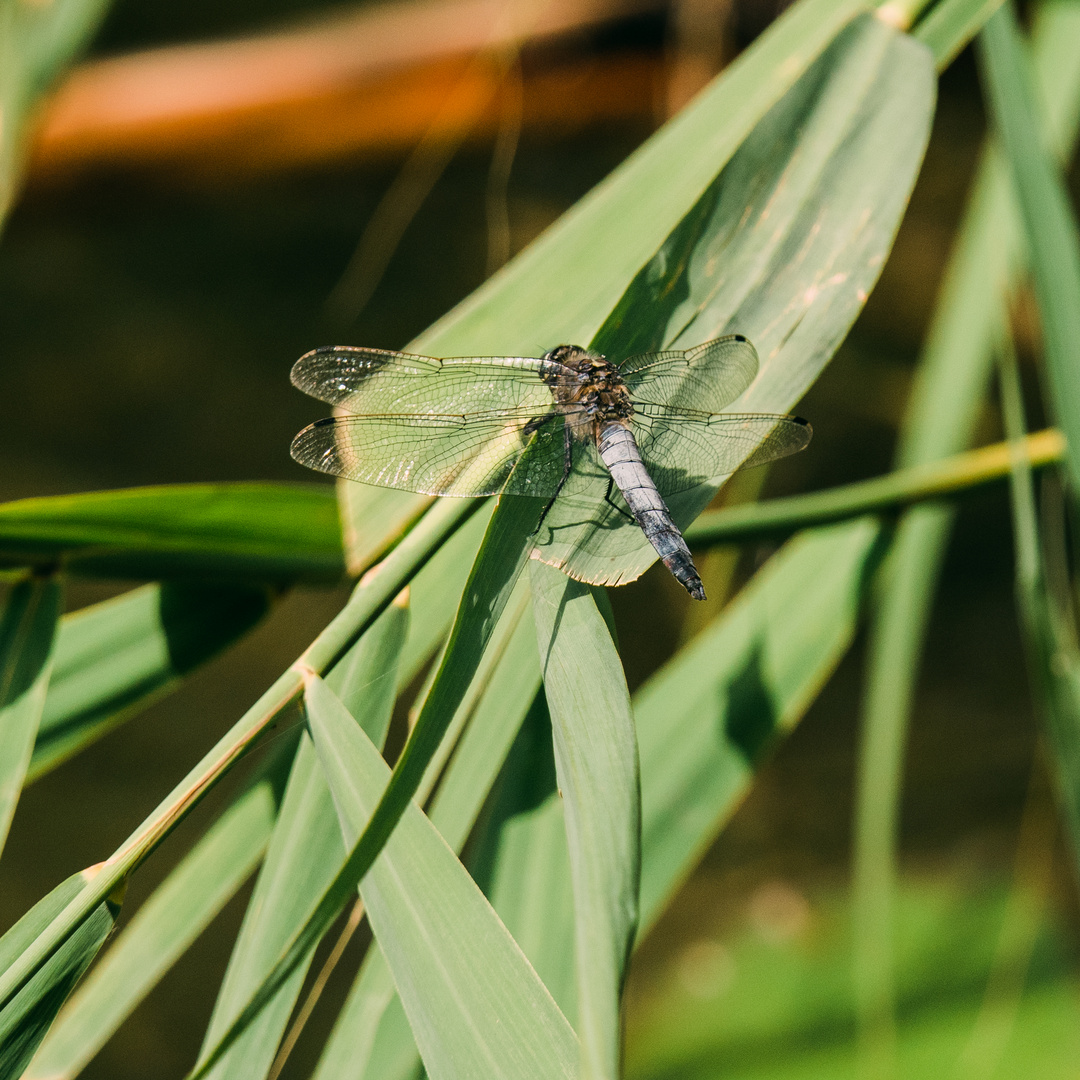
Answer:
[596,423,705,601]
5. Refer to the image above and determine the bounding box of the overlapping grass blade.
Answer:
[851,4,1080,1066]
[198,598,407,1080]
[530,564,638,1080]
[0,575,61,854]
[0,484,342,584]
[637,519,886,930]
[25,765,287,1080]
[0,496,478,1032]
[304,673,577,1080]
[313,596,541,1080]
[31,582,271,780]
[0,870,119,1080]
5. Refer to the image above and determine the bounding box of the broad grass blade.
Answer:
[530,563,639,1080]
[304,673,577,1080]
[336,0,871,565]
[478,698,576,1018]
[0,575,61,854]
[0,869,119,1080]
[199,737,343,1080]
[26,770,283,1080]
[31,582,271,780]
[537,13,935,587]
[0,484,342,584]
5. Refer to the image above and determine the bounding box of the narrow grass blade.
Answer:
[0,484,342,584]
[0,575,61,854]
[304,673,577,1080]
[979,4,1080,495]
[314,591,541,1080]
[31,582,272,780]
[685,429,1064,545]
[200,598,407,1080]
[913,0,1005,68]
[325,592,410,747]
[0,869,119,1080]
[199,736,343,1080]
[26,769,284,1080]
[637,519,886,930]
[851,5,1080,1069]
[0,0,110,226]
[395,503,493,691]
[530,562,639,1080]
[997,342,1080,868]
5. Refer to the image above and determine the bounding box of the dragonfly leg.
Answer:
[534,422,573,535]
[603,477,635,522]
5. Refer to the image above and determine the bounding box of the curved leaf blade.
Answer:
[0,484,342,584]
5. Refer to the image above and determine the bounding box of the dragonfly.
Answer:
[290,335,811,601]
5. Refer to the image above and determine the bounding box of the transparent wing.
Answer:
[633,407,811,495]
[291,410,574,498]
[291,346,555,415]
[620,335,759,414]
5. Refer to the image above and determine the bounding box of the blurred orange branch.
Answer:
[27,0,664,184]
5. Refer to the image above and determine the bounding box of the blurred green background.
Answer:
[1,1,1077,1076]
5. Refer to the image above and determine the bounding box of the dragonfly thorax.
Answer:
[540,344,633,440]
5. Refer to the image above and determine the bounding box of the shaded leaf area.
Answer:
[636,518,886,930]
[0,0,111,224]
[531,564,638,1080]
[534,13,934,587]
[30,581,272,780]
[0,484,343,584]
[0,575,61,853]
[0,871,118,1080]
[624,877,1077,1080]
